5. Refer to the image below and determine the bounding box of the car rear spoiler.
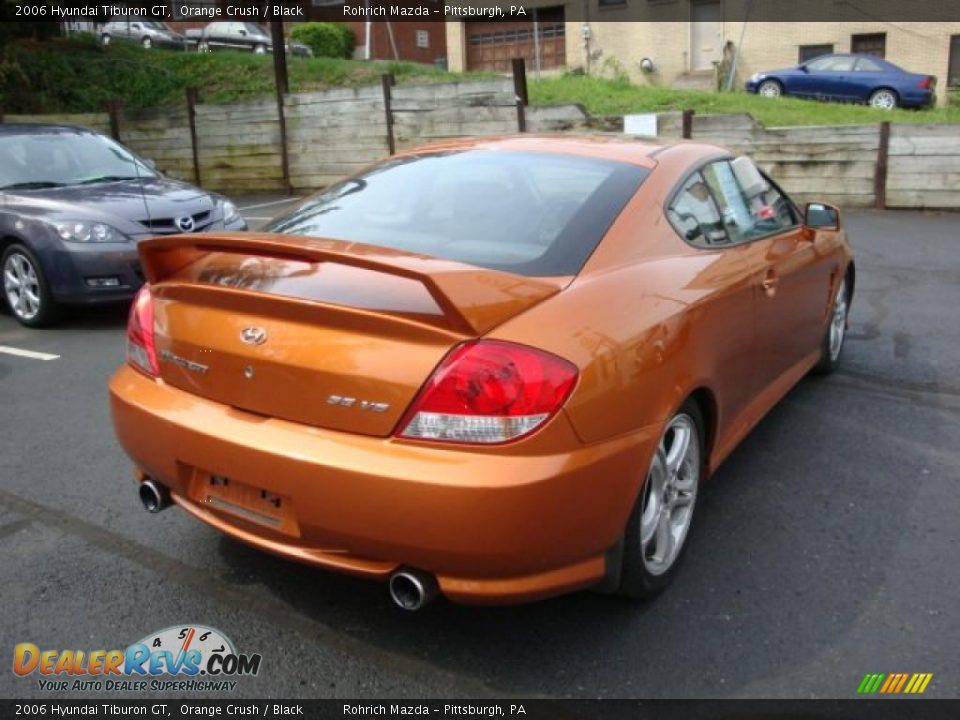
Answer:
[138,232,565,336]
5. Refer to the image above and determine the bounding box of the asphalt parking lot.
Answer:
[0,204,957,700]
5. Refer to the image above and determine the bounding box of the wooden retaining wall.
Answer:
[650,112,959,209]
[4,81,958,210]
[888,124,960,209]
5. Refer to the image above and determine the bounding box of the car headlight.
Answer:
[221,200,241,224]
[750,73,762,82]
[54,221,128,243]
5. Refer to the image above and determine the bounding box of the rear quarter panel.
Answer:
[491,153,756,459]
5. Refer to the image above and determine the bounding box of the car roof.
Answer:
[815,53,892,63]
[392,135,726,168]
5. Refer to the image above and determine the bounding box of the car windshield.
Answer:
[265,150,649,277]
[243,23,267,36]
[0,130,155,188]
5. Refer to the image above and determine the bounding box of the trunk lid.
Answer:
[139,233,564,437]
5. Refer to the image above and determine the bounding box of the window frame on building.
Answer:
[949,34,960,87]
[850,33,887,58]
[798,44,834,64]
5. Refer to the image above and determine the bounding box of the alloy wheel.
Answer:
[3,251,42,322]
[829,279,848,361]
[759,80,781,98]
[870,89,897,110]
[639,414,700,576]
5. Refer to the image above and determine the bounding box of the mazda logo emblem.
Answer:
[240,327,267,346]
[176,216,195,232]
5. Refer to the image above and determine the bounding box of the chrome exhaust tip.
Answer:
[388,569,438,611]
[139,480,171,513]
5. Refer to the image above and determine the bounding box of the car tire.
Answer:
[813,276,850,375]
[141,37,152,49]
[100,34,111,46]
[2,243,61,328]
[758,79,783,98]
[617,399,704,599]
[254,44,267,55]
[868,88,899,110]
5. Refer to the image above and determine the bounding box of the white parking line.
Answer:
[238,197,302,211]
[0,345,60,361]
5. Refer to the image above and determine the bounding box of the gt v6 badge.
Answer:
[159,350,209,374]
[326,395,390,413]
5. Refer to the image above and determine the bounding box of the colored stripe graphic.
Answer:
[858,673,933,694]
[858,673,885,694]
[907,674,933,694]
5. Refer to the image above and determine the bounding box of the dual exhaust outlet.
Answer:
[137,479,439,610]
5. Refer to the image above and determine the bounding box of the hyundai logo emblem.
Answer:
[176,216,195,232]
[240,327,267,346]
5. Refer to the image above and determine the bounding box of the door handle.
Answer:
[762,272,779,296]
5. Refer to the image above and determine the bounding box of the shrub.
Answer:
[290,23,355,59]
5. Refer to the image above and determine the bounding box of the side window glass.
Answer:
[702,160,796,243]
[806,56,832,71]
[667,173,728,248]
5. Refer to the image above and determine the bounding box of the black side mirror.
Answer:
[804,202,840,230]
[798,64,809,73]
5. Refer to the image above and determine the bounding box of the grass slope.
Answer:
[0,36,474,113]
[4,38,957,127]
[529,75,960,127]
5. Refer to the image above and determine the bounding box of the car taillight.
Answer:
[919,76,933,90]
[398,340,578,444]
[126,285,159,377]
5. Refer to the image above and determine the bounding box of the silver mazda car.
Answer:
[0,125,247,327]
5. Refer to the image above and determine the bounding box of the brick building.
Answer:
[344,21,447,64]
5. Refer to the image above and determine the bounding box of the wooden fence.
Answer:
[3,67,958,210]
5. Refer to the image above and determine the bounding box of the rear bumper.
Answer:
[899,90,936,108]
[109,365,658,604]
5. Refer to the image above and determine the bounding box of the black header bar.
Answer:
[4,0,960,23]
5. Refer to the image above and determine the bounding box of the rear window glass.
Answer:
[265,150,648,277]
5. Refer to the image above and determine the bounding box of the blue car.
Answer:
[0,125,248,327]
[745,53,936,109]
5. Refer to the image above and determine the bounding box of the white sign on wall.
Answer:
[624,114,658,137]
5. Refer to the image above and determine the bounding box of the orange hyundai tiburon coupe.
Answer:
[109,137,854,608]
